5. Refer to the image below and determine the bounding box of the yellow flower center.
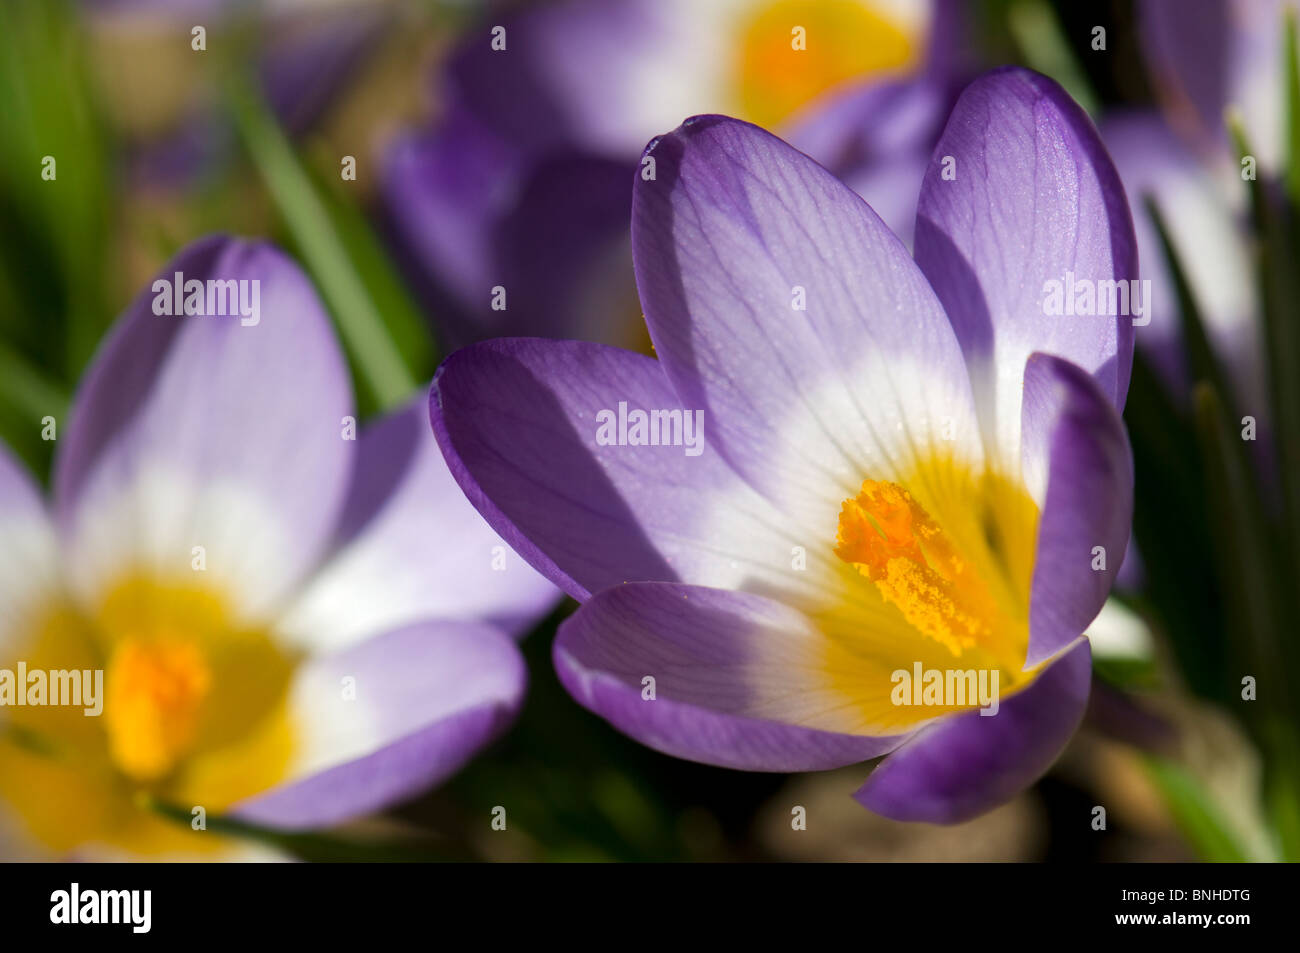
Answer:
[104,637,212,782]
[0,575,297,856]
[734,0,916,129]
[835,480,1001,658]
[803,456,1041,733]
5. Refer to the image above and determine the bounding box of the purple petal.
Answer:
[444,0,706,158]
[231,621,525,830]
[915,67,1138,466]
[1138,0,1232,152]
[381,111,523,346]
[278,392,559,652]
[0,442,46,527]
[854,638,1092,823]
[1021,353,1133,668]
[382,113,637,347]
[1100,111,1260,406]
[555,582,909,771]
[53,236,354,616]
[1115,535,1146,593]
[786,76,953,246]
[490,155,638,345]
[839,153,930,250]
[430,338,809,603]
[1139,0,1284,165]
[785,76,950,176]
[631,115,982,506]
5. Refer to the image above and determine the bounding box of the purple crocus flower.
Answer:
[430,68,1137,823]
[382,0,958,348]
[442,0,951,160]
[0,236,555,859]
[1100,112,1261,410]
[1100,1,1288,428]
[1140,0,1289,170]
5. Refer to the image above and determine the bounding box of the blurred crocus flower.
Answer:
[383,0,957,347]
[1100,112,1261,408]
[0,237,555,859]
[1140,0,1292,171]
[1096,3,1284,427]
[439,0,950,159]
[431,68,1138,822]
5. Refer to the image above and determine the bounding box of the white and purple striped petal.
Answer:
[1139,0,1288,168]
[854,638,1092,822]
[231,621,525,830]
[632,115,984,513]
[278,392,559,653]
[53,237,354,620]
[555,583,909,770]
[431,338,824,605]
[915,67,1138,468]
[1101,111,1261,406]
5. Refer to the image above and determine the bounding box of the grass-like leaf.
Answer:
[0,0,113,384]
[1144,756,1252,862]
[226,74,420,411]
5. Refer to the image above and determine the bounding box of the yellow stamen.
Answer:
[0,575,299,855]
[835,480,1001,657]
[104,637,211,782]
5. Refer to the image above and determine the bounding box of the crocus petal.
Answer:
[489,154,639,346]
[785,76,950,177]
[0,444,59,652]
[631,114,982,510]
[444,0,682,157]
[431,338,825,604]
[442,0,739,158]
[786,76,952,246]
[1101,111,1260,407]
[1138,0,1233,152]
[383,111,639,348]
[1139,0,1284,167]
[230,621,524,830]
[1021,353,1133,668]
[277,392,559,653]
[53,236,354,619]
[840,154,930,250]
[381,110,523,347]
[1212,0,1288,170]
[854,638,1091,823]
[555,583,909,771]
[915,67,1138,468]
